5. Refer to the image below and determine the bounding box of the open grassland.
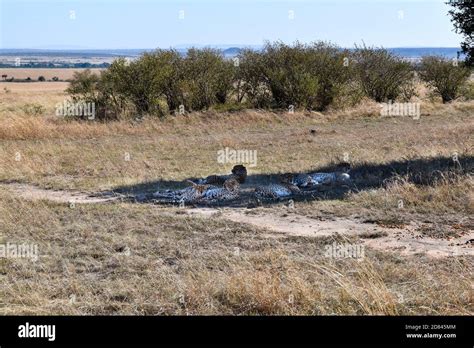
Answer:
[0,82,472,315]
[0,192,472,315]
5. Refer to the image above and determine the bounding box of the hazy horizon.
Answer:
[0,45,464,51]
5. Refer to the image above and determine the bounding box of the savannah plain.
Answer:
[0,69,472,315]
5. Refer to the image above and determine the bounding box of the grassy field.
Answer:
[0,80,472,315]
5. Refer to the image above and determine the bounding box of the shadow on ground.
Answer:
[106,155,473,208]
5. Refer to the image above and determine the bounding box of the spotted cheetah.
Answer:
[199,178,240,203]
[308,171,350,185]
[284,173,316,187]
[308,162,351,185]
[199,165,247,185]
[153,180,213,203]
[254,174,301,199]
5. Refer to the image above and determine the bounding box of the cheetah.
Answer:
[153,180,213,203]
[254,174,301,199]
[199,165,247,185]
[284,173,316,187]
[198,178,240,203]
[308,163,351,185]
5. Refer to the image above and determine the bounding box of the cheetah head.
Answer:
[224,178,240,192]
[231,165,247,183]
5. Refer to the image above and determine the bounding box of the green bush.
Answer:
[66,49,235,118]
[261,41,319,109]
[261,41,351,111]
[149,49,184,113]
[352,45,415,102]
[419,56,471,103]
[235,42,351,111]
[235,49,272,108]
[181,48,234,111]
[96,60,133,120]
[66,69,101,104]
[67,68,126,121]
[332,80,366,109]
[22,103,45,116]
[126,54,161,115]
[94,52,181,118]
[306,42,352,110]
[68,42,471,121]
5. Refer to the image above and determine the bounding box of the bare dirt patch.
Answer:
[184,207,474,258]
[1,182,120,204]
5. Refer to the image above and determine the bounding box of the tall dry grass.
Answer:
[0,81,472,315]
[0,189,472,315]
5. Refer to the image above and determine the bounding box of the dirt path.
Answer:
[2,182,472,258]
[184,207,473,258]
[1,182,121,204]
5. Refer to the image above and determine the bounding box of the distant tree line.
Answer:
[1,74,60,82]
[66,41,473,121]
[0,62,110,69]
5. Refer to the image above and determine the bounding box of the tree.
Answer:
[181,48,233,111]
[66,69,101,104]
[448,0,474,66]
[38,76,46,82]
[352,44,415,102]
[261,41,320,109]
[96,61,131,119]
[148,49,184,113]
[249,41,351,111]
[124,54,160,115]
[235,49,272,107]
[419,56,471,103]
[67,68,126,120]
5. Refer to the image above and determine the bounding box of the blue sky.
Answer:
[0,0,463,49]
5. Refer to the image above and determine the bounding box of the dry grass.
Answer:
[0,190,471,315]
[0,102,472,192]
[0,81,472,315]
